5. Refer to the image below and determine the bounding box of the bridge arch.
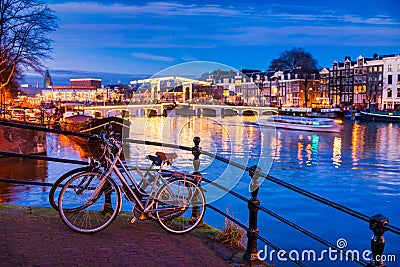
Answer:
[242,109,258,116]
[262,110,278,116]
[106,109,130,118]
[145,108,158,117]
[223,108,239,117]
[200,108,217,117]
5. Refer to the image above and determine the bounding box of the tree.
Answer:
[268,47,319,107]
[0,0,57,110]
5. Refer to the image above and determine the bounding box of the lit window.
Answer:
[398,88,400,98]
[379,66,382,72]
[388,64,393,72]
[388,88,392,98]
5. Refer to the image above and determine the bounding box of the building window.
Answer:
[379,66,382,72]
[388,75,392,84]
[388,64,393,72]
[398,74,400,84]
[397,88,400,98]
[388,88,392,98]
[374,66,378,72]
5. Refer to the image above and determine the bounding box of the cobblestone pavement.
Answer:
[0,205,236,267]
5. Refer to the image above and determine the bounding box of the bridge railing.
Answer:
[0,119,399,267]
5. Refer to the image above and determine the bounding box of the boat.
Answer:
[60,116,130,143]
[359,110,400,122]
[54,103,130,146]
[257,115,342,133]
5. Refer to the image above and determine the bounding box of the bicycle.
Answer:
[49,148,174,211]
[57,130,206,234]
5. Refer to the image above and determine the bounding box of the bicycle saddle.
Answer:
[146,155,162,166]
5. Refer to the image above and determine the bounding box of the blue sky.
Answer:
[43,0,400,77]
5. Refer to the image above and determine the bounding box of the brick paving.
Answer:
[0,205,237,267]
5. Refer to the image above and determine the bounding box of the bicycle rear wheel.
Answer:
[58,171,121,234]
[49,166,91,210]
[155,178,205,234]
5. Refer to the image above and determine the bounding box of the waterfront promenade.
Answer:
[0,205,244,267]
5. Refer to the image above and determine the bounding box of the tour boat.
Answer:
[257,115,342,133]
[359,110,400,122]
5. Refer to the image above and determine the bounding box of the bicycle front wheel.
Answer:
[155,178,206,234]
[58,171,121,234]
[49,166,91,210]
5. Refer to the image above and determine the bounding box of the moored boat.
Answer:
[257,115,342,133]
[359,110,400,122]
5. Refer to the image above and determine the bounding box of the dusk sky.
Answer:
[43,0,400,79]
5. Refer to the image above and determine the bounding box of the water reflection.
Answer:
[0,157,47,203]
[123,116,275,203]
[332,137,342,168]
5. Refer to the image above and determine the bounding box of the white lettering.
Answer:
[302,250,317,261]
[288,250,299,261]
[277,250,287,262]
[345,250,360,261]
[362,250,372,261]
[318,249,328,261]
[328,247,338,261]
[257,245,268,261]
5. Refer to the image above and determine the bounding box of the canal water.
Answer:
[0,116,399,266]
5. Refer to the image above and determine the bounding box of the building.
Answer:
[42,78,104,102]
[365,57,383,109]
[319,68,330,106]
[382,55,400,110]
[353,56,368,108]
[329,57,355,108]
[327,54,400,110]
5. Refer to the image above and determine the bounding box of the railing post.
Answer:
[190,136,202,224]
[244,165,262,263]
[368,214,389,267]
[192,136,201,175]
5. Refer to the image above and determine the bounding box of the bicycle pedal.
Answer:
[133,204,149,221]
[130,217,137,224]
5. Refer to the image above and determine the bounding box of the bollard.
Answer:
[244,165,262,262]
[190,136,202,224]
[367,214,389,267]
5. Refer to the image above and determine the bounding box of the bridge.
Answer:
[85,104,165,118]
[85,103,278,118]
[177,104,278,117]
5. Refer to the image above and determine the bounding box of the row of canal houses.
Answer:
[208,54,400,110]
[32,54,400,110]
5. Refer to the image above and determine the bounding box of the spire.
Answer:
[44,69,53,88]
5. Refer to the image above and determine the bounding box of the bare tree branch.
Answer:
[0,0,57,97]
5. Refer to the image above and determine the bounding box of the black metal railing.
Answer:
[0,119,399,267]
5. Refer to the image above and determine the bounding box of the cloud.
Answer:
[49,1,241,17]
[132,52,175,62]
[206,25,400,47]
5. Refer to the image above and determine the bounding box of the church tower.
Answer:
[44,69,53,88]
